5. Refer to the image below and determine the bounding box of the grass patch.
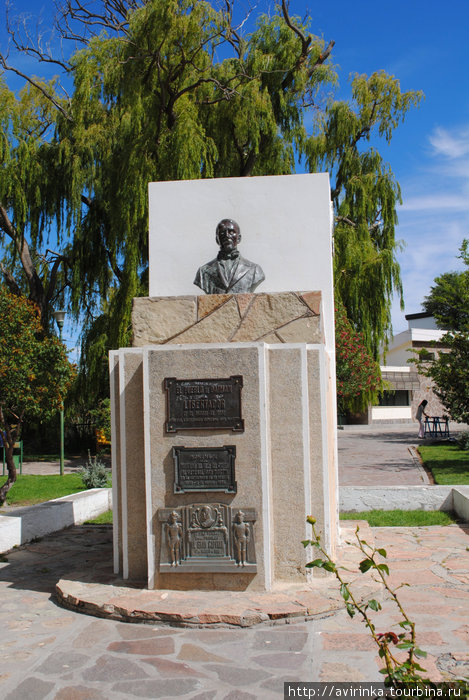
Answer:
[340,509,459,527]
[84,510,113,524]
[418,443,469,484]
[4,474,86,506]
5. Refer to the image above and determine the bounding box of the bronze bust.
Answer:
[194,219,265,294]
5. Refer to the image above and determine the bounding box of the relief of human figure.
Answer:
[166,510,183,567]
[233,510,250,566]
[216,510,229,555]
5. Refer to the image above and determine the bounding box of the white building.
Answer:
[370,312,448,423]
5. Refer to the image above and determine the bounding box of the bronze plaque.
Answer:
[164,376,244,432]
[158,504,257,573]
[173,446,236,493]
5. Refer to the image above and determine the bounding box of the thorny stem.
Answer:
[355,534,417,671]
[307,519,422,685]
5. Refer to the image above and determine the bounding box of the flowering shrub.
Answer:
[0,287,75,504]
[335,301,382,414]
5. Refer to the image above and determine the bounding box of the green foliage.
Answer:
[418,444,469,484]
[456,432,469,451]
[340,510,459,527]
[335,300,382,413]
[0,0,423,397]
[423,240,469,331]
[0,286,74,503]
[0,287,73,425]
[5,474,85,506]
[307,71,423,357]
[305,517,429,687]
[84,509,113,524]
[415,242,469,425]
[415,331,469,425]
[79,452,109,489]
[0,78,67,329]
[88,398,111,442]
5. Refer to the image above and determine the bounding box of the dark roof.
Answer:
[405,311,433,320]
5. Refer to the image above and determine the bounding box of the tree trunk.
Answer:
[0,410,19,506]
[0,441,17,506]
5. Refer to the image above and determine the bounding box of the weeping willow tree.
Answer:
[306,71,422,357]
[0,0,422,402]
[0,76,69,331]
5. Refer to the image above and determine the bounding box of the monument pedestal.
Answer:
[110,292,338,591]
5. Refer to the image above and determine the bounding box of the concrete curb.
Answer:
[0,488,112,553]
[340,485,469,519]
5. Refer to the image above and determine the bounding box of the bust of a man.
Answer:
[194,219,265,295]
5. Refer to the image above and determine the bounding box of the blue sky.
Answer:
[2,0,468,343]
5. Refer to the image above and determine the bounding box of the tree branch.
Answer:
[0,264,21,296]
[0,55,72,121]
[0,203,46,318]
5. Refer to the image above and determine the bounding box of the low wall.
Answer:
[340,485,469,520]
[453,486,469,522]
[0,488,112,553]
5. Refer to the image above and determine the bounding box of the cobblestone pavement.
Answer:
[0,522,468,698]
[338,425,434,486]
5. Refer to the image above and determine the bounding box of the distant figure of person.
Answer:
[416,400,429,438]
[194,219,265,294]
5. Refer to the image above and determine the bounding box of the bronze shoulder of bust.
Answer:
[194,219,265,295]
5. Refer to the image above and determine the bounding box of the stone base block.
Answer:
[132,291,323,346]
[110,339,337,591]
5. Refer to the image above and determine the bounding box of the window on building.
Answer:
[374,390,410,407]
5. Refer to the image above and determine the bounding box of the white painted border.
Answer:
[118,351,129,579]
[300,345,313,579]
[259,344,272,591]
[109,350,120,574]
[143,348,155,589]
[318,345,333,554]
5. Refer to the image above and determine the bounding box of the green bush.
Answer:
[456,432,469,451]
[80,453,108,489]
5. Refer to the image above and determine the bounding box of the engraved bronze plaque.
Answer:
[164,376,244,432]
[173,446,236,493]
[157,504,257,573]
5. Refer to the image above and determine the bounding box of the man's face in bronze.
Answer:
[216,219,241,253]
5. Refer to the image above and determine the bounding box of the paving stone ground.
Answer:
[337,423,465,486]
[0,522,468,698]
[1,426,468,697]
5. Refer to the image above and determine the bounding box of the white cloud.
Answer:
[429,126,469,159]
[401,194,469,212]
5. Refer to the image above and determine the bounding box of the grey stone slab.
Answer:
[5,678,55,700]
[83,655,149,682]
[112,678,201,697]
[53,685,105,700]
[204,665,270,686]
[253,630,308,651]
[115,624,180,640]
[107,637,175,655]
[35,651,90,676]
[251,652,308,669]
[141,657,207,678]
[261,676,301,694]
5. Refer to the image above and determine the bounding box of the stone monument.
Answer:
[110,173,338,591]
